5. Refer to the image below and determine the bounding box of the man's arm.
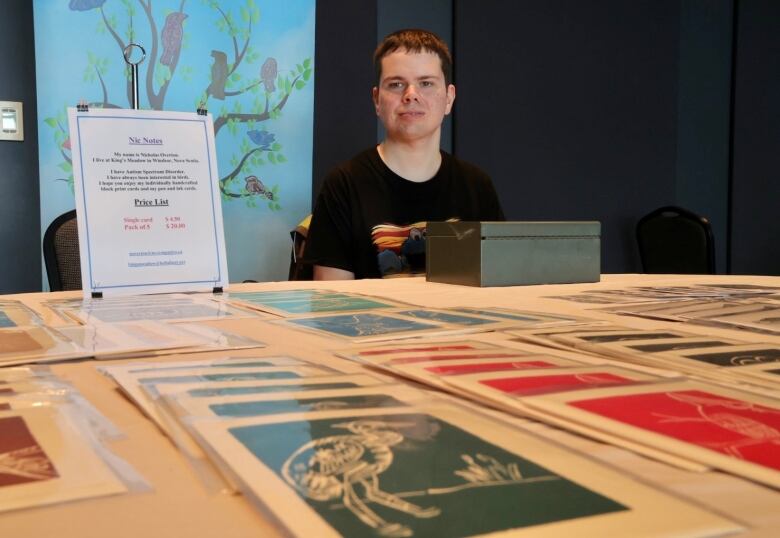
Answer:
[313,264,355,280]
[303,165,359,279]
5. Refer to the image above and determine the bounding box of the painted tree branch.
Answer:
[203,4,252,104]
[224,79,262,98]
[229,17,251,78]
[99,5,134,106]
[99,6,127,54]
[213,74,301,135]
[214,5,240,71]
[220,146,263,188]
[96,67,109,106]
[138,0,160,108]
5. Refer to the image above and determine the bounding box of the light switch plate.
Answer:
[0,101,24,142]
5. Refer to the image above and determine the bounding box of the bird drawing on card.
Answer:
[281,420,440,537]
[653,391,780,458]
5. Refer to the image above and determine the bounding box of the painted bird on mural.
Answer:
[208,50,229,100]
[160,12,188,67]
[261,57,278,92]
[247,130,275,149]
[244,176,274,200]
[68,0,106,10]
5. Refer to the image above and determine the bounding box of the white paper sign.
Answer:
[68,108,228,296]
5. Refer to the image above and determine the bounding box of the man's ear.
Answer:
[444,84,456,115]
[372,87,380,113]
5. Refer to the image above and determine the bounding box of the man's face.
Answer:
[373,49,455,144]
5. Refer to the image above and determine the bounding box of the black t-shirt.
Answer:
[303,147,505,279]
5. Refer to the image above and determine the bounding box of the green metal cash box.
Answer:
[426,221,601,287]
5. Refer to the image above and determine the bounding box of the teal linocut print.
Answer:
[230,412,626,537]
[210,393,406,417]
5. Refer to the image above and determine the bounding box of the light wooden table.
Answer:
[2,275,779,537]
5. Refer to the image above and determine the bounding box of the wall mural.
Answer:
[34,0,315,284]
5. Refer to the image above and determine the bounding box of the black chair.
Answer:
[43,209,82,291]
[636,206,715,274]
[288,214,313,280]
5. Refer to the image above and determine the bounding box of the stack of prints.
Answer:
[0,366,137,513]
[99,351,742,537]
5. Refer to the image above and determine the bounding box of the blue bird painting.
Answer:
[247,130,275,149]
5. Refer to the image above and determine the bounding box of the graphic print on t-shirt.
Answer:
[372,221,428,277]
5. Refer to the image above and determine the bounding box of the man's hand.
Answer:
[313,265,355,280]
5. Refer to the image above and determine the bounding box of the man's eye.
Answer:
[420,81,434,87]
[387,82,404,89]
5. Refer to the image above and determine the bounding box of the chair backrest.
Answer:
[636,205,715,274]
[288,214,313,280]
[43,210,82,291]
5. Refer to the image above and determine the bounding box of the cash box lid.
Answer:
[426,221,601,239]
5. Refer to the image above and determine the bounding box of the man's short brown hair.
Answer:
[374,29,453,85]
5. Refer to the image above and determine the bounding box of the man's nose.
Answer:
[402,84,421,102]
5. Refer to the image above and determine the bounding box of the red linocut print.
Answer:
[481,373,636,397]
[424,360,557,375]
[570,390,780,470]
[359,344,478,356]
[0,416,59,487]
[390,352,530,365]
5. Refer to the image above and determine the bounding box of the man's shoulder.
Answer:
[331,147,379,174]
[322,147,381,186]
[443,151,492,183]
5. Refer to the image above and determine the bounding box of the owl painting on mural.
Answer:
[160,12,188,66]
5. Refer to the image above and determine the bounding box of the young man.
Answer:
[304,29,505,280]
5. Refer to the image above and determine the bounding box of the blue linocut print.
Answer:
[209,394,406,417]
[397,309,496,326]
[139,371,301,385]
[455,308,541,322]
[233,290,332,302]
[91,304,231,322]
[129,361,287,374]
[287,313,439,337]
[0,311,16,328]
[265,297,396,314]
[189,382,359,398]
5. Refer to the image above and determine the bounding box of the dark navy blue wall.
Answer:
[675,0,733,274]
[455,0,682,273]
[730,0,780,275]
[0,0,41,293]
[312,0,377,206]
